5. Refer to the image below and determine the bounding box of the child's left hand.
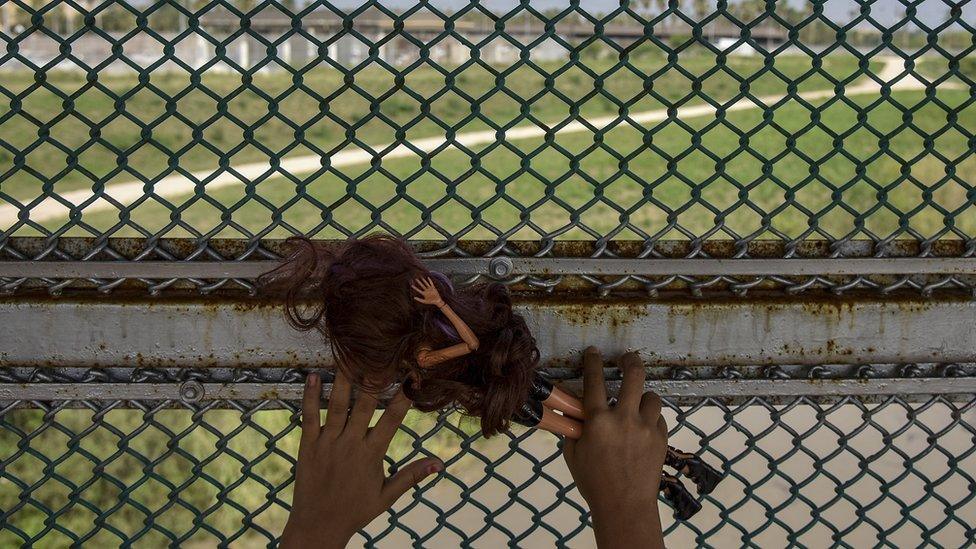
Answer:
[411,276,445,307]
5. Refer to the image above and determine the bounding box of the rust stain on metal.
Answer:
[547,300,647,327]
[5,280,972,371]
[8,236,967,262]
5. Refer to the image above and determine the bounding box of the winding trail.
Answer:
[0,57,950,226]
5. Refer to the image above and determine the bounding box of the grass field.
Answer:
[11,87,975,242]
[0,53,878,200]
[2,51,975,547]
[16,52,972,243]
[0,407,483,547]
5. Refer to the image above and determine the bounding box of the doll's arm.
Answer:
[416,343,473,368]
[434,302,480,351]
[412,277,480,353]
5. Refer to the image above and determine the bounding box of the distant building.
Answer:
[1,6,788,73]
[197,7,788,69]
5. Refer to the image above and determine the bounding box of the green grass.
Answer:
[0,407,485,547]
[1,53,876,202]
[3,53,972,243]
[33,88,976,242]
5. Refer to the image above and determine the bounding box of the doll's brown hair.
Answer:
[260,235,538,436]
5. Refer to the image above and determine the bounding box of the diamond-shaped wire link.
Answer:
[1,0,974,296]
[2,392,975,546]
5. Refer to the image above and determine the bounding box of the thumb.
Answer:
[561,438,581,482]
[381,458,443,506]
[561,437,576,461]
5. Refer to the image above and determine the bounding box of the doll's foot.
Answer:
[684,456,723,495]
[512,398,543,428]
[660,474,701,520]
[666,447,723,496]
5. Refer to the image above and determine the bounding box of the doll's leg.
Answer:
[512,398,583,439]
[530,375,584,420]
[665,446,723,496]
[538,405,582,438]
[660,473,702,520]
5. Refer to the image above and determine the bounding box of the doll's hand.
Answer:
[411,276,445,307]
[280,372,444,549]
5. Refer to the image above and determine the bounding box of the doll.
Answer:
[262,235,538,437]
[261,235,722,519]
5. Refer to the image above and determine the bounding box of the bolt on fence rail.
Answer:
[1,0,976,546]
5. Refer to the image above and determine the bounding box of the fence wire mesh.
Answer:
[1,0,974,277]
[2,366,976,547]
[2,1,976,546]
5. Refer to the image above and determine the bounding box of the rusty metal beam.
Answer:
[2,295,974,369]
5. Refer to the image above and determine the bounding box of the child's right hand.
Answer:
[562,348,668,549]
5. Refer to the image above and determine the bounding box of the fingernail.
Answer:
[425,461,444,476]
[307,373,318,386]
[585,346,599,355]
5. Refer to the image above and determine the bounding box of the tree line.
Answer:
[0,0,969,52]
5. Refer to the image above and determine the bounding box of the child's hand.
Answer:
[411,276,445,307]
[562,348,668,548]
[281,373,444,549]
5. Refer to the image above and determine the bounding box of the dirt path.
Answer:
[0,57,950,227]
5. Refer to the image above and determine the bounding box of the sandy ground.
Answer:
[357,401,976,548]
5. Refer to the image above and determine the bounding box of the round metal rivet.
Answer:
[179,380,205,404]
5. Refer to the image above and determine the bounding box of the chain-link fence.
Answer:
[2,0,976,546]
[2,365,976,547]
[1,0,974,281]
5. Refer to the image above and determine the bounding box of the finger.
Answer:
[381,458,444,507]
[640,391,662,424]
[324,369,352,437]
[561,437,577,477]
[368,390,411,450]
[347,389,380,435]
[617,351,646,412]
[581,347,607,415]
[561,437,576,462]
[413,296,425,303]
[656,415,669,441]
[299,373,321,459]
